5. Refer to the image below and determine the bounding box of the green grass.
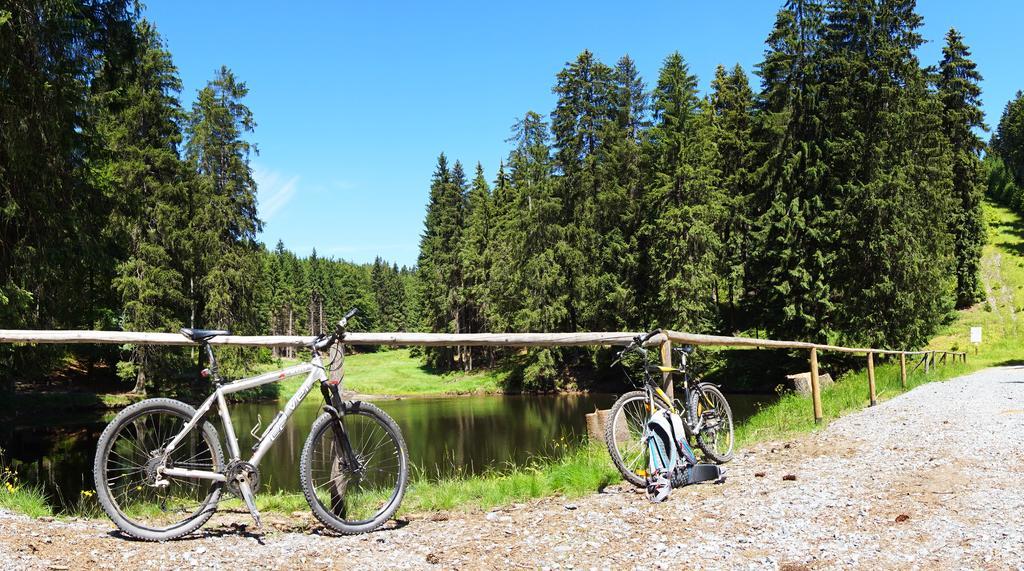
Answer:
[213,442,620,517]
[0,464,52,518]
[275,348,506,397]
[401,443,619,513]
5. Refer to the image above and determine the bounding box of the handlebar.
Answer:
[611,328,662,367]
[634,328,662,346]
[312,307,360,352]
[339,307,359,329]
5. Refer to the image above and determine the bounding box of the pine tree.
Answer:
[185,66,263,333]
[748,0,834,343]
[937,28,986,308]
[591,55,648,329]
[822,0,954,347]
[710,64,756,330]
[460,163,494,369]
[305,248,327,334]
[645,52,723,332]
[371,257,407,332]
[992,92,1024,203]
[550,51,614,331]
[417,154,465,369]
[489,112,568,387]
[94,20,191,392]
[266,240,299,356]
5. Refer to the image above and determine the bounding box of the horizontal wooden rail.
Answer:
[0,329,965,357]
[0,330,664,348]
[0,328,967,425]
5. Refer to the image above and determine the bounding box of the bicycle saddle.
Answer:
[179,328,231,342]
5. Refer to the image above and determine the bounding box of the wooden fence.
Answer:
[0,329,966,424]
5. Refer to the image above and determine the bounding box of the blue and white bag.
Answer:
[645,409,723,502]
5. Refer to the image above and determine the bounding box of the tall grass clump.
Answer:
[0,449,53,518]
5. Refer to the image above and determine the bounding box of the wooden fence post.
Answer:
[810,348,823,424]
[867,352,877,406]
[660,338,674,401]
[925,352,930,374]
[899,352,907,389]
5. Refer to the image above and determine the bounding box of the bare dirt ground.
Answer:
[2,367,1023,570]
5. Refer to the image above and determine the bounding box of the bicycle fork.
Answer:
[320,383,364,479]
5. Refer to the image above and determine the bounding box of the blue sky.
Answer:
[144,1,1023,267]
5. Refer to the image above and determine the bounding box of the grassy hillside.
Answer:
[928,200,1023,355]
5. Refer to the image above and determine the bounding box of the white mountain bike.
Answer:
[93,309,409,541]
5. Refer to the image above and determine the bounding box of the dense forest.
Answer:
[0,1,416,392]
[1,0,1012,393]
[417,0,991,388]
[987,91,1024,212]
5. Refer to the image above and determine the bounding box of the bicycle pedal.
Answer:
[238,481,263,530]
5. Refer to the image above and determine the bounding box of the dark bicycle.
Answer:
[92,308,409,541]
[605,329,734,487]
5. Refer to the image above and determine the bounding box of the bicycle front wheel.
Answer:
[300,402,408,534]
[605,390,654,487]
[689,383,734,463]
[93,398,224,541]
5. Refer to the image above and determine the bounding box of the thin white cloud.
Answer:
[254,165,300,221]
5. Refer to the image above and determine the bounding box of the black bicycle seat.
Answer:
[179,328,231,342]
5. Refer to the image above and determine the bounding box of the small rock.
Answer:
[425,553,440,565]
[564,503,578,510]
[755,472,766,478]
[782,474,797,481]
[895,514,910,523]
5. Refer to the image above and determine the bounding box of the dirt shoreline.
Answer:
[2,367,1023,570]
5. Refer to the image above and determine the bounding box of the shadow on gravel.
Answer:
[108,523,267,545]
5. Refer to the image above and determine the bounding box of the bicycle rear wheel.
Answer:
[689,383,734,463]
[93,398,224,541]
[300,402,408,534]
[605,390,654,487]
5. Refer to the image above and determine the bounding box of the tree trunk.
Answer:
[132,350,147,395]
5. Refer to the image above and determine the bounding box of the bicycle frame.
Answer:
[158,354,328,483]
[632,347,712,437]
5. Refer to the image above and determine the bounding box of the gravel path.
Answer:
[2,367,1023,570]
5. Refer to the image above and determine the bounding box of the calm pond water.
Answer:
[0,391,773,512]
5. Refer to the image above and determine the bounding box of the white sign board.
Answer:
[970,327,982,344]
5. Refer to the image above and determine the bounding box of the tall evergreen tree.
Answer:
[992,92,1024,201]
[460,163,494,340]
[417,154,465,369]
[0,0,136,386]
[938,28,986,308]
[645,53,723,332]
[94,20,191,391]
[371,256,407,332]
[550,51,614,331]
[185,66,263,333]
[710,64,756,329]
[822,0,954,347]
[591,55,648,329]
[490,113,567,386]
[748,0,834,343]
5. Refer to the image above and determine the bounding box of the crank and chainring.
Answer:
[224,460,261,497]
